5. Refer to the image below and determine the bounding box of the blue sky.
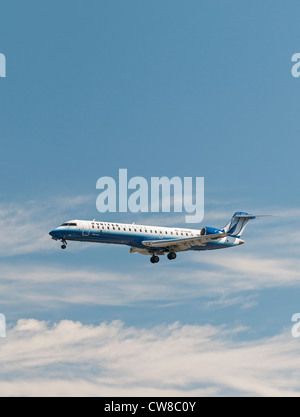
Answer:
[1,1,300,396]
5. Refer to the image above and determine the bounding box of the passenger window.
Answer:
[165,231,168,234]
[155,230,157,234]
[129,228,131,231]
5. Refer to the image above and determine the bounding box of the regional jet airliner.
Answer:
[49,212,270,263]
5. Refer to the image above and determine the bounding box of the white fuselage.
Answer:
[49,219,243,255]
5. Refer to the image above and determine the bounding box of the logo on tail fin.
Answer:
[222,212,253,237]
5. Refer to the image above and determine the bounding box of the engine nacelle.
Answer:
[200,227,223,236]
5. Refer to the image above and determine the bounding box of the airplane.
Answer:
[49,212,271,263]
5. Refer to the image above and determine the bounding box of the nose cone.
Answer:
[49,229,61,239]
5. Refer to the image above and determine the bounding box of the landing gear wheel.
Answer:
[150,255,159,263]
[167,252,176,260]
[61,244,67,250]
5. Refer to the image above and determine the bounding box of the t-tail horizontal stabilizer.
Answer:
[222,212,273,237]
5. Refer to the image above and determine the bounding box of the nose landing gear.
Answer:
[61,240,67,250]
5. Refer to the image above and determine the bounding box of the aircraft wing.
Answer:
[142,233,227,252]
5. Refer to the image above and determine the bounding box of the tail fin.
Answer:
[222,212,272,237]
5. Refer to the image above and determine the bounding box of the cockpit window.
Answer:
[61,223,77,227]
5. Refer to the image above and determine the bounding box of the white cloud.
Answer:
[0,246,300,311]
[196,252,300,290]
[0,261,217,310]
[1,201,299,396]
[0,319,299,397]
[2,196,93,257]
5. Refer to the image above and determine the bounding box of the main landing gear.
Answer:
[61,240,67,250]
[150,255,159,264]
[150,252,177,263]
